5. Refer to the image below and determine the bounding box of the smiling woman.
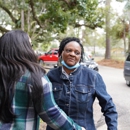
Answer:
[47,37,118,130]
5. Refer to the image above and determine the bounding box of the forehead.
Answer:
[65,41,81,50]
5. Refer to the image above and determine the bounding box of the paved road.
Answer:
[94,65,130,130]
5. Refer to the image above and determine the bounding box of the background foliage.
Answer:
[0,0,105,51]
[0,0,130,56]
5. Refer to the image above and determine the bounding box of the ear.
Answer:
[59,56,62,63]
[61,51,64,59]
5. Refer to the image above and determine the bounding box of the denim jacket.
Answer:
[47,65,118,130]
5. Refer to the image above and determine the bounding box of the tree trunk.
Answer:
[105,0,111,59]
[128,19,130,53]
[21,10,24,30]
[122,20,126,55]
[27,9,30,32]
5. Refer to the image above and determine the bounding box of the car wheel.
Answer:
[39,60,45,66]
[126,80,130,87]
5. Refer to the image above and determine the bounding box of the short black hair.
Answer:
[58,37,84,62]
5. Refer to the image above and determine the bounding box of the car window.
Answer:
[47,50,52,55]
[126,54,130,61]
[45,49,59,55]
[54,51,58,55]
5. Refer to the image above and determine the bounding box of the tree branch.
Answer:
[29,0,43,28]
[0,3,18,23]
[74,23,98,29]
[60,0,70,6]
[0,25,9,33]
[59,0,77,7]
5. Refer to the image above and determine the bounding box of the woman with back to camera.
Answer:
[46,37,118,130]
[0,30,85,130]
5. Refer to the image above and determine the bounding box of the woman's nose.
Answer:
[69,51,75,56]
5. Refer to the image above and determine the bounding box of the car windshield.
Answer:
[46,49,58,55]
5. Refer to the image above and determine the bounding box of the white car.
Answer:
[81,53,99,71]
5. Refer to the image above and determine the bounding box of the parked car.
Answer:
[54,52,99,72]
[81,53,99,71]
[38,48,59,66]
[123,53,130,86]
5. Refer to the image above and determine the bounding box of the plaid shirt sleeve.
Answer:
[33,75,82,130]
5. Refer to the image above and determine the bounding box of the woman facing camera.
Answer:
[46,37,118,130]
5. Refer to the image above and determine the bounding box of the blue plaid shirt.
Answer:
[0,72,82,130]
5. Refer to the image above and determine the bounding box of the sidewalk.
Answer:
[93,99,107,129]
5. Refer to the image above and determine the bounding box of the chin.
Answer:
[67,63,75,66]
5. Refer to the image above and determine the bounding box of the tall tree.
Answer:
[125,1,130,53]
[116,0,130,53]
[105,0,111,59]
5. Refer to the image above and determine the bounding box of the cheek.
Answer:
[61,52,66,60]
[77,56,81,62]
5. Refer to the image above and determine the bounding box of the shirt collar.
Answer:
[61,66,78,78]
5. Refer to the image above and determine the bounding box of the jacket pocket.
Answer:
[52,83,63,100]
[75,85,91,103]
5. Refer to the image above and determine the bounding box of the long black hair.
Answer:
[58,37,84,62]
[0,30,45,123]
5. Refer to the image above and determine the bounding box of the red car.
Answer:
[38,48,59,65]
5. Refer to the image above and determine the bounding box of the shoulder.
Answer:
[80,65,97,73]
[47,66,62,76]
[80,65,100,78]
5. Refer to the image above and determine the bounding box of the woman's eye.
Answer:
[75,52,80,55]
[66,49,71,53]
[64,49,81,56]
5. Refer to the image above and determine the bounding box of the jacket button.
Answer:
[67,91,70,94]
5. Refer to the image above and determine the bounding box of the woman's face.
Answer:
[62,41,81,66]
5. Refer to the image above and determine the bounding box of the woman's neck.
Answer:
[63,66,75,75]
